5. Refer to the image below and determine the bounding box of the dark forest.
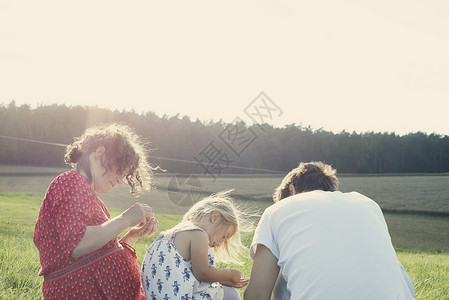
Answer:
[1,101,448,175]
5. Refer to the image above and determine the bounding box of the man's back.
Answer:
[251,190,414,299]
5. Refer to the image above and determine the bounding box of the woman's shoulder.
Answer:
[51,170,80,182]
[58,170,84,180]
[49,170,89,188]
[46,170,95,202]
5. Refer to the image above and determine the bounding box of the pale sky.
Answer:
[1,0,448,136]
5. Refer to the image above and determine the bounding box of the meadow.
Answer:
[1,166,449,299]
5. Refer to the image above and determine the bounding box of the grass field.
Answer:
[1,166,449,299]
[1,194,449,299]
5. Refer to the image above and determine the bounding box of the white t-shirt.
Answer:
[250,190,414,300]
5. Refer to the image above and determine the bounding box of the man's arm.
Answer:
[244,244,280,300]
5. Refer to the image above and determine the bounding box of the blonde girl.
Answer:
[141,191,250,300]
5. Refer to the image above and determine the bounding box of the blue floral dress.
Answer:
[141,221,224,300]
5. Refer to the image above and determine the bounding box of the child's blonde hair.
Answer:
[182,190,252,265]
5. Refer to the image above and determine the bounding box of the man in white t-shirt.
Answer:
[244,161,415,300]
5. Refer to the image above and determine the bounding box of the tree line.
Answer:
[1,101,449,175]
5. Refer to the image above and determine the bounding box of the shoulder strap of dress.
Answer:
[173,221,208,239]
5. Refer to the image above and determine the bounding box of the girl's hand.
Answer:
[229,268,242,284]
[220,278,249,288]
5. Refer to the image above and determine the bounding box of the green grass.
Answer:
[0,194,43,300]
[397,249,449,299]
[1,193,449,299]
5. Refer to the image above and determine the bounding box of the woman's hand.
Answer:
[120,217,159,247]
[121,203,153,227]
[220,277,250,288]
[131,217,159,239]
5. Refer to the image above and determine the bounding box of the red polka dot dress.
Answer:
[34,171,146,299]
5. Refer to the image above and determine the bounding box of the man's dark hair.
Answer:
[273,161,339,202]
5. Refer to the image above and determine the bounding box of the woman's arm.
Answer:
[71,203,153,258]
[190,230,241,284]
[71,214,128,258]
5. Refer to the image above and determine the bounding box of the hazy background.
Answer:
[1,0,448,135]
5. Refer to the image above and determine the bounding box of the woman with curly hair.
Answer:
[34,123,159,299]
